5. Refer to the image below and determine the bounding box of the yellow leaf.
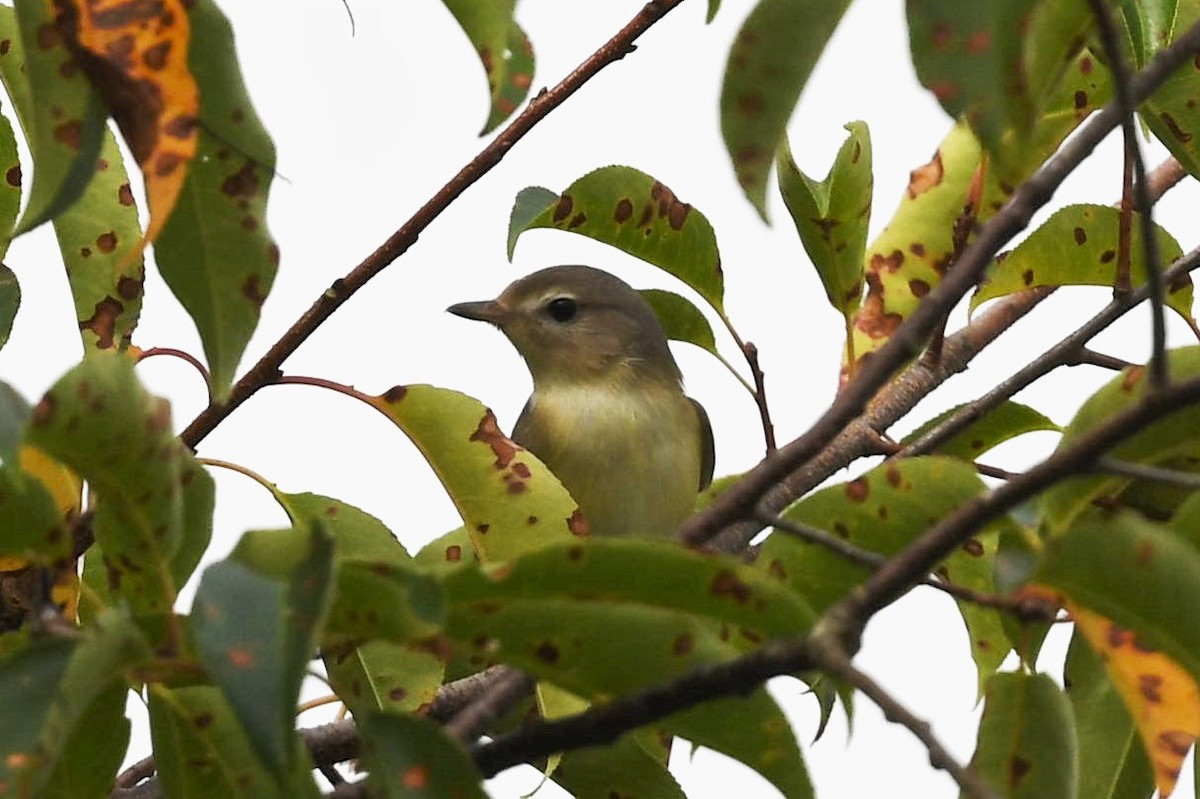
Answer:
[57,0,199,244]
[19,445,81,517]
[1072,605,1200,797]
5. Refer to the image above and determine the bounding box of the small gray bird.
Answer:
[448,265,714,538]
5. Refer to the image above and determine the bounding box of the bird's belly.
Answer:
[518,389,702,538]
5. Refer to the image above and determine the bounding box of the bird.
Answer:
[447,265,714,538]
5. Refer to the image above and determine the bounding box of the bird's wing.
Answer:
[690,397,715,492]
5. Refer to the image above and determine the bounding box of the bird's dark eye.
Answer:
[546,296,578,323]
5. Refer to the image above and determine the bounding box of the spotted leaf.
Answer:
[364,384,579,562]
[358,712,488,799]
[440,0,534,135]
[149,685,321,799]
[324,641,445,718]
[155,0,278,401]
[276,491,411,564]
[758,456,1012,691]
[24,354,214,615]
[972,204,1192,323]
[1036,510,1200,797]
[193,521,334,777]
[3,0,106,235]
[55,0,198,244]
[1041,347,1200,531]
[444,538,815,799]
[719,0,852,218]
[508,166,725,313]
[901,400,1061,461]
[967,671,1078,799]
[777,122,872,319]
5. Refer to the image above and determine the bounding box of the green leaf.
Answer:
[507,185,558,260]
[1041,347,1200,530]
[0,379,28,462]
[358,712,488,799]
[24,354,215,614]
[1127,0,1200,180]
[156,0,279,400]
[640,288,719,356]
[0,264,16,351]
[149,685,320,799]
[192,522,334,776]
[0,610,148,797]
[777,122,872,317]
[324,559,445,647]
[440,0,534,135]
[364,384,580,561]
[719,0,852,218]
[966,671,1078,799]
[507,166,725,312]
[554,733,686,799]
[0,111,20,261]
[907,0,1041,167]
[1064,630,1155,799]
[2,1,106,235]
[324,640,445,716]
[901,400,1061,460]
[444,539,815,798]
[972,205,1192,324]
[994,525,1051,667]
[275,491,412,564]
[759,457,1011,689]
[414,525,477,569]
[1037,510,1200,687]
[40,682,130,799]
[0,461,70,562]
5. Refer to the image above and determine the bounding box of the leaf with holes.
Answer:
[192,522,334,776]
[972,205,1192,324]
[777,122,872,318]
[155,0,278,400]
[719,0,852,218]
[758,456,1011,691]
[967,671,1078,799]
[364,384,580,561]
[1041,347,1200,530]
[507,167,724,312]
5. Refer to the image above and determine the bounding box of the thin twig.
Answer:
[1087,0,1168,389]
[135,346,212,401]
[742,341,777,453]
[973,462,1020,481]
[179,0,688,449]
[677,22,1200,550]
[444,667,535,744]
[1093,455,1200,489]
[810,643,1000,799]
[1063,347,1137,371]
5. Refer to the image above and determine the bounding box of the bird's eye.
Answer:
[545,296,578,323]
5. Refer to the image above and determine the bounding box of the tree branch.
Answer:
[179,0,688,449]
[677,21,1200,550]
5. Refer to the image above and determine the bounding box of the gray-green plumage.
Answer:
[448,265,714,538]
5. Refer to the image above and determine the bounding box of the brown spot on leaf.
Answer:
[1074,90,1088,110]
[469,411,518,469]
[1158,730,1193,757]
[228,648,254,668]
[1021,269,1034,286]
[966,30,990,53]
[910,242,926,257]
[737,92,764,117]
[1099,249,1116,264]
[242,275,265,308]
[402,765,429,790]
[962,538,984,557]
[650,181,691,230]
[567,509,589,537]
[117,182,134,206]
[553,194,573,222]
[526,515,538,525]
[710,569,750,603]
[534,641,560,663]
[567,213,587,229]
[221,164,259,198]
[382,385,407,403]
[4,165,18,187]
[79,296,124,349]
[0,40,9,57]
[884,465,902,488]
[1010,756,1031,784]
[673,634,694,656]
[845,478,869,502]
[1121,365,1145,392]
[930,22,952,50]
[614,198,633,223]
[54,119,83,150]
[117,275,142,301]
[96,231,118,253]
[1159,113,1193,143]
[1073,227,1087,245]
[445,545,461,562]
[909,279,930,297]
[907,151,944,197]
[1139,673,1164,703]
[476,523,489,535]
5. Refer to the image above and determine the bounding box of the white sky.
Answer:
[2,0,1198,797]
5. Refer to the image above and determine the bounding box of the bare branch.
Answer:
[1093,456,1200,489]
[444,668,535,744]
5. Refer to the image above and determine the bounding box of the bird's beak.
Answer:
[446,299,510,325]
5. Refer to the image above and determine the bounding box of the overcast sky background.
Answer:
[1,0,1198,796]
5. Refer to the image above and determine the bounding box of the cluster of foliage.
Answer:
[2,1,1200,798]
